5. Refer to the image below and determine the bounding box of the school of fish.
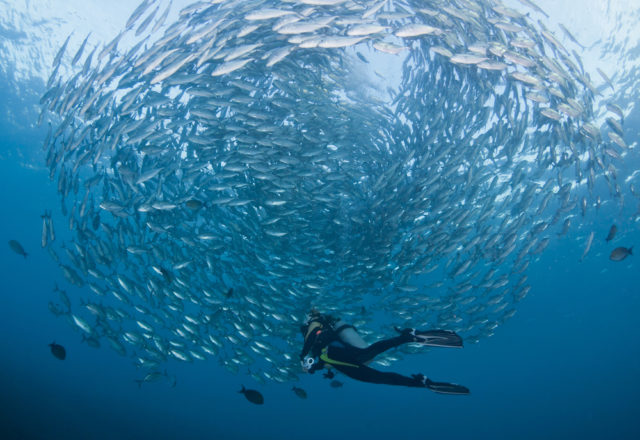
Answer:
[38,0,634,384]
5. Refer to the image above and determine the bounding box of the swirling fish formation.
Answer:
[40,0,630,383]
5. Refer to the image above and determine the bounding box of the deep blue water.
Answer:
[1,1,640,439]
[1,176,638,440]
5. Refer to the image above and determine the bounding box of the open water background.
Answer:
[1,1,639,439]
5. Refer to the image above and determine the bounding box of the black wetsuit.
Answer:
[309,327,423,388]
[323,334,422,387]
[301,314,469,394]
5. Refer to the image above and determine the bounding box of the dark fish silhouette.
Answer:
[82,334,101,348]
[323,370,335,379]
[605,224,617,242]
[610,246,632,261]
[8,240,28,258]
[49,342,66,360]
[185,199,203,211]
[135,370,168,387]
[239,385,263,404]
[292,386,307,399]
[558,218,571,237]
[225,288,233,298]
[330,380,343,388]
[160,267,173,283]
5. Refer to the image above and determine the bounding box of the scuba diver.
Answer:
[299,310,470,394]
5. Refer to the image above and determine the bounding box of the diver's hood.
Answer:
[303,321,322,341]
[300,319,325,359]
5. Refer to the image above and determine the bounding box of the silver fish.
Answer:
[38,0,633,385]
[580,231,595,262]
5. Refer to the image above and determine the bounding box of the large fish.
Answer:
[239,385,264,404]
[292,386,307,399]
[49,342,66,360]
[610,247,632,262]
[8,240,28,258]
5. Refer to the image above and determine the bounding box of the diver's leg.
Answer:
[324,340,408,366]
[351,334,413,364]
[332,363,423,388]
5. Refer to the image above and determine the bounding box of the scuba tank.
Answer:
[333,319,367,349]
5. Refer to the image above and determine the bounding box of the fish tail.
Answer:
[629,247,633,255]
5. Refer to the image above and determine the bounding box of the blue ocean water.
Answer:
[1,1,640,439]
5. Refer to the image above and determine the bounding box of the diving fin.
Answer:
[414,329,463,347]
[396,327,464,348]
[425,378,470,395]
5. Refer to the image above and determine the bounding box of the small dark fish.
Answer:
[185,199,204,211]
[610,246,632,261]
[225,288,234,298]
[135,370,168,387]
[92,213,101,230]
[330,380,343,388]
[82,335,101,349]
[239,385,264,404]
[8,240,28,258]
[323,370,335,379]
[558,218,571,237]
[605,224,617,242]
[160,268,173,283]
[356,52,369,63]
[292,386,307,399]
[48,301,65,317]
[49,342,66,360]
